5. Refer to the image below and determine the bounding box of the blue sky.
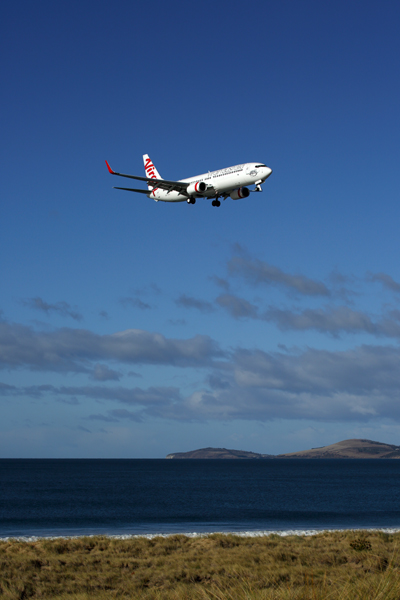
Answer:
[1,0,400,457]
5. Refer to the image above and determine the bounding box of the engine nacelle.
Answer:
[186,181,207,196]
[230,187,250,200]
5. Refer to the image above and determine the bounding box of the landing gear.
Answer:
[187,197,196,204]
[212,199,221,207]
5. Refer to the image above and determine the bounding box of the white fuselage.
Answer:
[148,162,272,202]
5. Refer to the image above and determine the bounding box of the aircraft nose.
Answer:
[265,167,272,179]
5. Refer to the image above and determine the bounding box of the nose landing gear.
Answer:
[187,197,196,204]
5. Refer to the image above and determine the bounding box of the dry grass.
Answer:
[1,530,400,599]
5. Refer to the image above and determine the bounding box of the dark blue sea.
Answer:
[1,459,400,540]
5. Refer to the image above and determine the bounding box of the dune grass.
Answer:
[1,530,400,599]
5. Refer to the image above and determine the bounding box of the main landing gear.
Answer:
[212,199,221,207]
[187,197,196,204]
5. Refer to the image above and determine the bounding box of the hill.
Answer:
[166,439,400,459]
[277,438,400,459]
[166,447,273,459]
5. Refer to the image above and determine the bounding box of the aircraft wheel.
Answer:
[215,200,221,207]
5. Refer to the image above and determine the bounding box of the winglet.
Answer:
[105,160,115,174]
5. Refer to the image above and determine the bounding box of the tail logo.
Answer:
[145,157,157,180]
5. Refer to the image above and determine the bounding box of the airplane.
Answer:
[105,155,272,207]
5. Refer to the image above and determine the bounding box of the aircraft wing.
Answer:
[105,161,190,195]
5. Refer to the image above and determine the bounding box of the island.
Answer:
[166,439,400,459]
[166,447,274,459]
[277,438,400,459]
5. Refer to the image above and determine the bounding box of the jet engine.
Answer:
[186,181,207,195]
[230,187,250,200]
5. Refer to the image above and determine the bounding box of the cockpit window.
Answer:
[255,164,266,168]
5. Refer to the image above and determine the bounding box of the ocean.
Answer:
[1,458,400,540]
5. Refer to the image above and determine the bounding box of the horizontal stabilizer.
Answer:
[113,187,150,194]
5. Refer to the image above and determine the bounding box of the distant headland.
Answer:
[166,439,400,459]
[166,447,274,459]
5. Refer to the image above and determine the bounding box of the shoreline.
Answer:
[3,525,400,543]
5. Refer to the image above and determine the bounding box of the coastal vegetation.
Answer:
[1,530,400,599]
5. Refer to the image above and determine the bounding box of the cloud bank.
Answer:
[2,333,400,424]
[4,253,400,433]
[0,321,224,374]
